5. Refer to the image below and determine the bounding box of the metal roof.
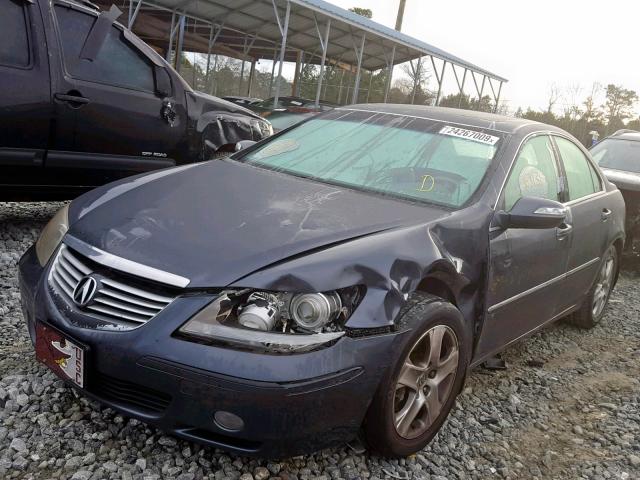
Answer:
[121,0,506,82]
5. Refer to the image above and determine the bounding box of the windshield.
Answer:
[591,138,640,173]
[238,109,504,208]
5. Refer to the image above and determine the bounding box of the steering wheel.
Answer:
[368,167,467,200]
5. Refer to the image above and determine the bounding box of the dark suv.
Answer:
[0,0,272,200]
[591,130,640,248]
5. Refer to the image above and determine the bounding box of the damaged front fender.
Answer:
[186,92,271,160]
[230,201,493,334]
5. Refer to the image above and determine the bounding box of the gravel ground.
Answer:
[1,202,639,480]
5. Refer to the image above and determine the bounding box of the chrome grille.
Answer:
[49,244,175,328]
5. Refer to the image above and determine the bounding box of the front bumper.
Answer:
[18,245,402,457]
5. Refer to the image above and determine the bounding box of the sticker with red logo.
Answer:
[35,323,85,388]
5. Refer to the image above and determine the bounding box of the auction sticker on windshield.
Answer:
[439,126,499,145]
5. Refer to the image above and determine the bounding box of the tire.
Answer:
[363,293,471,457]
[568,244,617,329]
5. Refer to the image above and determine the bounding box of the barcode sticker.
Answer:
[439,126,499,145]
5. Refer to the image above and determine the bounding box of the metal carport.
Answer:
[104,0,507,109]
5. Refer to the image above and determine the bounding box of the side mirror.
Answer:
[154,66,172,98]
[495,196,567,230]
[235,140,257,152]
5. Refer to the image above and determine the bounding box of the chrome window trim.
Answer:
[487,257,600,313]
[63,235,190,288]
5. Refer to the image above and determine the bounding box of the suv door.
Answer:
[478,134,571,358]
[0,0,51,191]
[48,2,183,186]
[552,135,609,312]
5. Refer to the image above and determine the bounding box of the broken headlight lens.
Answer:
[177,286,364,353]
[35,204,69,266]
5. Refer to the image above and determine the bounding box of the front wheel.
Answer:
[569,244,617,329]
[363,294,470,457]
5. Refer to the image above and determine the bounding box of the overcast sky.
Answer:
[325,0,640,115]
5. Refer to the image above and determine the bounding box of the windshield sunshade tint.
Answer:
[239,110,504,208]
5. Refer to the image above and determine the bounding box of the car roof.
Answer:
[342,104,557,135]
[608,130,640,142]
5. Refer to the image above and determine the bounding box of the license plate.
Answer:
[35,323,85,388]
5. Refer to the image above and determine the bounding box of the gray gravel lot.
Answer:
[1,202,639,480]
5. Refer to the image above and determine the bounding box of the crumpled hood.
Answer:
[189,90,263,120]
[69,160,450,288]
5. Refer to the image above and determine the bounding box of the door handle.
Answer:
[556,223,573,240]
[54,93,90,106]
[601,208,612,221]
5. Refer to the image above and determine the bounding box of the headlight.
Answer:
[260,119,274,137]
[35,205,69,266]
[176,286,364,353]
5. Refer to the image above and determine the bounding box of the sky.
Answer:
[322,0,640,115]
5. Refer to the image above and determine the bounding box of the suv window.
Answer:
[503,135,560,211]
[555,136,601,201]
[0,0,30,68]
[54,5,154,92]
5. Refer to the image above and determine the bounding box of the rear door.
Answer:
[552,135,610,311]
[479,134,571,358]
[0,0,51,189]
[48,2,182,186]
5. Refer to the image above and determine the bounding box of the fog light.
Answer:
[214,411,244,432]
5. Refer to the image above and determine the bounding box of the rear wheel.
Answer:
[569,245,617,329]
[363,294,470,457]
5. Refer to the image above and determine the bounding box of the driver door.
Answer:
[476,134,571,358]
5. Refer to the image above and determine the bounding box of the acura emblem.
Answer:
[73,276,98,307]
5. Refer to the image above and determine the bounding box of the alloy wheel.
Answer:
[592,249,615,319]
[393,325,459,439]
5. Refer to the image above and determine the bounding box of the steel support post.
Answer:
[430,56,446,106]
[247,59,256,96]
[490,79,503,113]
[239,58,246,95]
[165,12,176,62]
[129,0,143,28]
[452,66,467,108]
[268,49,277,96]
[273,0,291,109]
[409,58,420,104]
[337,68,345,104]
[383,45,396,103]
[314,17,331,107]
[174,15,186,73]
[351,33,365,104]
[292,50,302,96]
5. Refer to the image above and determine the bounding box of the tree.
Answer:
[602,84,638,134]
[546,83,560,114]
[349,7,372,18]
[400,58,432,104]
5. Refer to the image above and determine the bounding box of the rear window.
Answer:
[591,138,640,173]
[0,0,30,68]
[239,110,504,208]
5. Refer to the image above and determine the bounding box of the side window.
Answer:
[0,0,30,68]
[554,137,600,201]
[503,135,560,211]
[54,5,155,92]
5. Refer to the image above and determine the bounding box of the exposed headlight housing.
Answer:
[35,205,69,266]
[176,286,364,353]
